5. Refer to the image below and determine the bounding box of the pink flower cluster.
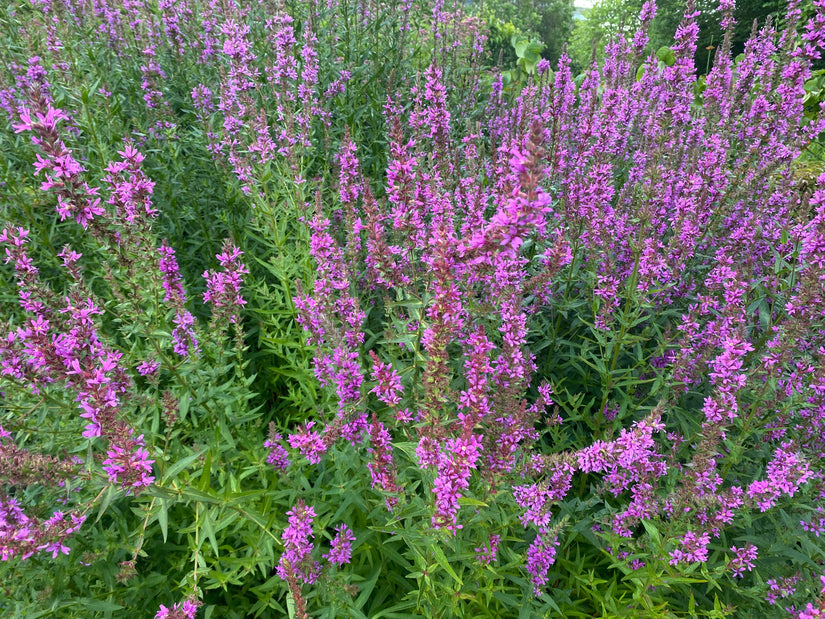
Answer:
[526,531,560,595]
[431,435,482,531]
[668,530,710,566]
[203,241,249,324]
[513,459,575,528]
[0,498,85,562]
[158,241,199,357]
[277,500,321,585]
[264,422,290,471]
[13,101,105,228]
[748,445,814,512]
[154,599,199,619]
[323,524,355,566]
[475,533,500,565]
[727,544,758,577]
[366,416,402,510]
[277,500,355,585]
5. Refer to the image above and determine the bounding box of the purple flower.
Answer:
[102,143,157,225]
[294,213,366,416]
[766,575,799,605]
[576,411,667,537]
[432,434,482,531]
[323,524,355,566]
[203,241,249,324]
[369,351,403,406]
[366,416,401,509]
[461,125,552,262]
[526,530,559,596]
[337,132,362,205]
[0,498,85,562]
[102,433,155,494]
[191,84,214,116]
[288,421,327,465]
[172,312,199,358]
[475,534,500,565]
[748,445,813,511]
[137,359,160,376]
[669,530,710,566]
[513,460,574,528]
[728,544,758,577]
[158,241,199,357]
[536,58,551,75]
[264,423,290,471]
[154,599,199,619]
[15,98,105,229]
[802,508,825,537]
[277,500,320,585]
[158,241,188,304]
[457,328,495,431]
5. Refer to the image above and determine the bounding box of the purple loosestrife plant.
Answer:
[727,543,759,578]
[154,598,200,619]
[264,421,290,471]
[475,533,500,566]
[277,499,320,585]
[159,240,200,357]
[13,98,104,229]
[5,0,825,615]
[203,238,250,352]
[525,529,561,596]
[275,0,825,612]
[323,523,355,567]
[0,228,155,495]
[366,414,402,510]
[0,498,86,562]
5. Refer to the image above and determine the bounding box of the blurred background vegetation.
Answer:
[467,0,820,74]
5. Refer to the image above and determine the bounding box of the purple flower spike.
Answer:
[277,500,320,585]
[323,524,355,566]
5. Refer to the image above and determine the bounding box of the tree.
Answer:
[568,0,644,72]
[536,0,577,63]
[473,0,575,65]
[568,0,805,76]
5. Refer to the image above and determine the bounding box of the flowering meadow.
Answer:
[2,0,825,616]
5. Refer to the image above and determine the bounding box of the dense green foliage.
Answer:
[1,0,825,618]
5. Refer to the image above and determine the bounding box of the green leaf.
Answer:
[457,497,488,508]
[518,589,534,619]
[656,46,676,67]
[202,509,220,557]
[158,498,169,543]
[354,568,381,610]
[79,599,124,611]
[94,484,119,524]
[179,392,190,421]
[641,520,661,548]
[162,448,206,484]
[179,487,223,505]
[430,544,462,586]
[392,441,418,461]
[287,590,296,619]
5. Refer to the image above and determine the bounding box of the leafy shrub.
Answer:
[1,0,825,618]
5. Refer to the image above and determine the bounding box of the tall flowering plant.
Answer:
[0,76,259,612]
[2,0,825,616]
[0,0,496,614]
[274,1,825,616]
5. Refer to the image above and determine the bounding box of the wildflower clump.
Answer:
[1,0,825,616]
